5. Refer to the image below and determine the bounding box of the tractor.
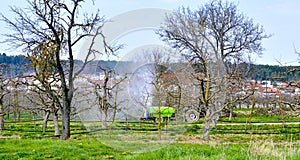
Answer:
[140,106,176,122]
[140,106,211,122]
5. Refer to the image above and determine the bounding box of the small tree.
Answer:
[25,75,61,136]
[158,0,270,140]
[89,67,127,129]
[93,68,113,129]
[134,48,180,139]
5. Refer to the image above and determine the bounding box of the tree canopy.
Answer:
[158,0,271,140]
[1,0,107,140]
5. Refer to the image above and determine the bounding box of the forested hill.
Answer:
[0,53,31,76]
[1,53,300,81]
[0,53,30,65]
[243,63,300,81]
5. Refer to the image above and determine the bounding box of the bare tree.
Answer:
[0,65,9,130]
[24,74,61,136]
[93,68,113,129]
[158,0,270,140]
[1,0,109,140]
[134,48,182,139]
[110,80,128,127]
[9,77,23,122]
[88,67,127,129]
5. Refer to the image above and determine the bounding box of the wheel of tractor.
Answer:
[185,109,200,122]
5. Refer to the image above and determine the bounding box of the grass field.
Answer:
[1,111,300,159]
[1,135,299,159]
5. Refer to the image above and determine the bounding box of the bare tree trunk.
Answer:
[229,107,233,121]
[245,89,255,132]
[204,119,211,141]
[176,89,181,124]
[13,110,17,122]
[203,72,211,141]
[228,86,234,121]
[31,111,36,121]
[157,105,162,140]
[53,110,60,137]
[101,110,108,129]
[17,111,21,122]
[13,89,20,122]
[42,110,50,132]
[62,98,71,140]
[0,101,4,130]
[111,102,117,126]
[278,92,285,128]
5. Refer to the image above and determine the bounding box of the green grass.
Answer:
[1,111,300,159]
[213,123,300,133]
[122,143,300,160]
[0,137,299,160]
[0,137,121,159]
[219,113,300,123]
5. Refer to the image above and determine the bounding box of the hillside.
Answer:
[1,53,300,81]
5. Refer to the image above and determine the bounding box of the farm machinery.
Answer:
[140,106,209,122]
[140,106,176,122]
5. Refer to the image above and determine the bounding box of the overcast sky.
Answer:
[0,0,299,65]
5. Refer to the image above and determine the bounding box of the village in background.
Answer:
[1,53,300,105]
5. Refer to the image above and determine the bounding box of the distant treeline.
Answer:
[0,53,32,76]
[1,53,300,81]
[0,53,30,65]
[248,64,300,81]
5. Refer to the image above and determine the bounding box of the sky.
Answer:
[0,0,300,66]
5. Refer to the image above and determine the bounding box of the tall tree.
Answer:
[158,0,270,140]
[1,0,108,140]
